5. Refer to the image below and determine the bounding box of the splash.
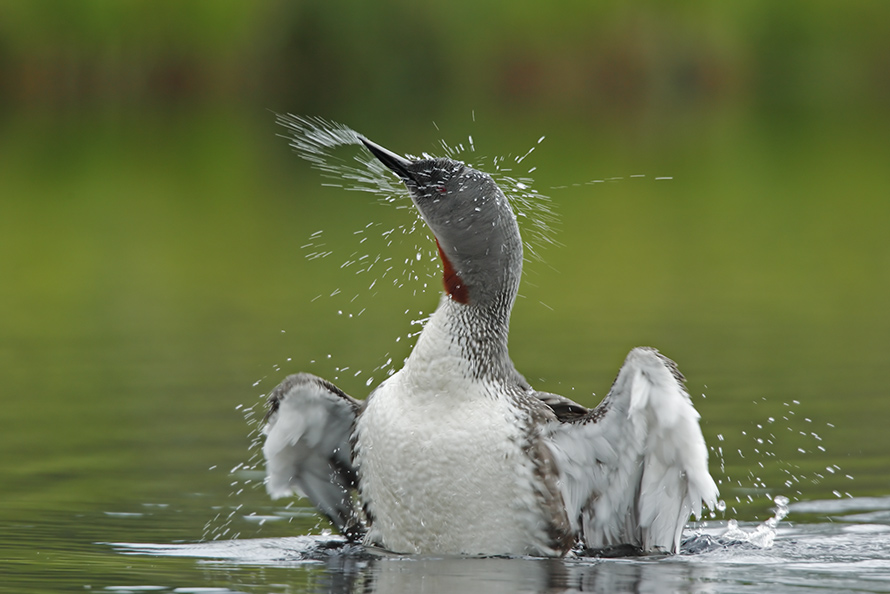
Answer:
[268,114,560,388]
[275,113,560,265]
[275,114,409,206]
[708,396,853,522]
[721,495,790,549]
[682,495,790,554]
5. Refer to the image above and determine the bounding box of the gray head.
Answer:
[362,138,523,311]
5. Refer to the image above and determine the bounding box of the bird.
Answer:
[262,135,719,557]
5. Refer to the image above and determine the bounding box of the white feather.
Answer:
[353,299,562,556]
[548,347,718,553]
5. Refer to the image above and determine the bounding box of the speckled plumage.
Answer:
[353,296,573,556]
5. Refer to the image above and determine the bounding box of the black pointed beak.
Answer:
[361,138,416,183]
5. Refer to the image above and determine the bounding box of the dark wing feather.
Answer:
[534,390,589,421]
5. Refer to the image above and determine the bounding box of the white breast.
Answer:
[353,311,553,555]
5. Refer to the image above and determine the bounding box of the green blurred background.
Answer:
[1,0,889,568]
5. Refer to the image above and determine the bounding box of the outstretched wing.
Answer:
[262,373,363,538]
[548,347,718,554]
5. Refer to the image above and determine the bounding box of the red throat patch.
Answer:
[435,239,470,304]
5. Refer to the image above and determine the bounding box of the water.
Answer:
[10,498,890,592]
[2,109,889,592]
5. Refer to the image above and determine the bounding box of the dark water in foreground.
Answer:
[7,497,890,593]
[1,109,889,591]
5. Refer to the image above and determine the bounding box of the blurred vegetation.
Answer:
[0,0,887,123]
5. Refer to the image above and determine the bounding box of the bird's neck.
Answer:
[405,293,520,385]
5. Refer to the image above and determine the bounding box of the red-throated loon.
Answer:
[262,136,718,556]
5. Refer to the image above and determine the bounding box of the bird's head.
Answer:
[362,138,523,310]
